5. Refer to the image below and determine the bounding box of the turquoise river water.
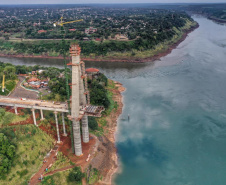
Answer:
[1,16,226,185]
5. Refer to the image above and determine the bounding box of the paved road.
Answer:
[9,76,38,99]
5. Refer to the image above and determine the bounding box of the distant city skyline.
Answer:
[0,0,226,5]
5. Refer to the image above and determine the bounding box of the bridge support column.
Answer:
[40,109,44,120]
[70,44,83,156]
[32,109,37,126]
[54,111,61,143]
[82,114,89,143]
[14,106,18,115]
[62,113,67,136]
[72,120,82,156]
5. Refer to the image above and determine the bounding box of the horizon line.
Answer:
[0,2,226,5]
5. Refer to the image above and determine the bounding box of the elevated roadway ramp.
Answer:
[0,97,68,113]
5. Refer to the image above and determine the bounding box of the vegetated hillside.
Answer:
[0,61,122,184]
[41,167,84,185]
[0,5,198,60]
[0,108,29,127]
[0,18,197,60]
[0,62,17,96]
[0,5,195,40]
[0,124,54,185]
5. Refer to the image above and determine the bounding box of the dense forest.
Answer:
[0,133,16,180]
[0,17,197,59]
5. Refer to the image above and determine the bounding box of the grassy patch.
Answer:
[46,151,71,173]
[0,80,17,96]
[98,117,107,127]
[41,169,82,185]
[0,111,29,127]
[87,168,100,184]
[0,125,54,185]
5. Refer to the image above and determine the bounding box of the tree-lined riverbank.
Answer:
[0,19,198,63]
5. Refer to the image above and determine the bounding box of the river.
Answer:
[1,16,226,185]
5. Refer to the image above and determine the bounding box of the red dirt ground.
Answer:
[2,107,97,184]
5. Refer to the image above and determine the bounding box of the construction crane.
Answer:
[2,75,5,92]
[54,17,83,27]
[53,17,83,113]
[53,16,83,153]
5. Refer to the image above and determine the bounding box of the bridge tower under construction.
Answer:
[68,44,90,156]
[0,43,104,157]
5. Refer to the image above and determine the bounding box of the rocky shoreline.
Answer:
[0,24,199,63]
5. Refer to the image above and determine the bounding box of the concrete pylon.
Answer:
[79,65,89,143]
[81,115,89,143]
[32,108,37,126]
[40,109,44,120]
[14,106,18,115]
[62,112,67,136]
[70,44,82,156]
[54,111,61,143]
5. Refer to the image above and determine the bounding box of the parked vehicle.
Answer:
[54,102,61,105]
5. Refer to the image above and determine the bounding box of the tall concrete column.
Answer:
[62,112,67,136]
[73,119,82,155]
[79,65,89,143]
[70,44,82,156]
[14,106,18,115]
[32,108,37,126]
[54,111,60,143]
[82,115,89,143]
[40,109,44,120]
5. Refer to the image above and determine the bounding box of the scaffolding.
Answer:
[80,61,90,105]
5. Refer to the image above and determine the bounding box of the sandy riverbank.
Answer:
[88,81,125,185]
[0,24,199,63]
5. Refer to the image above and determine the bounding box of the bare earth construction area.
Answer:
[0,77,124,185]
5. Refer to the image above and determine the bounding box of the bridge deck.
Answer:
[0,97,68,112]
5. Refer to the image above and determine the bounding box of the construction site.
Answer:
[0,43,126,185]
[0,17,125,185]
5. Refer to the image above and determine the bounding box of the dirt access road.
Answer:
[29,146,59,185]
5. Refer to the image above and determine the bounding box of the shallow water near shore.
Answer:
[1,16,226,185]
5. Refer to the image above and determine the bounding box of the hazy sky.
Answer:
[0,0,226,4]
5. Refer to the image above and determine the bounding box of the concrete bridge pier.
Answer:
[62,112,67,136]
[14,106,18,115]
[70,44,83,156]
[82,114,89,143]
[40,109,44,120]
[73,120,82,156]
[32,108,37,126]
[54,111,61,143]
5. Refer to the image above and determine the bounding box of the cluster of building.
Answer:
[85,27,97,34]
[38,28,76,34]
[37,26,96,35]
[23,77,48,89]
[85,68,100,79]
[114,34,129,40]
